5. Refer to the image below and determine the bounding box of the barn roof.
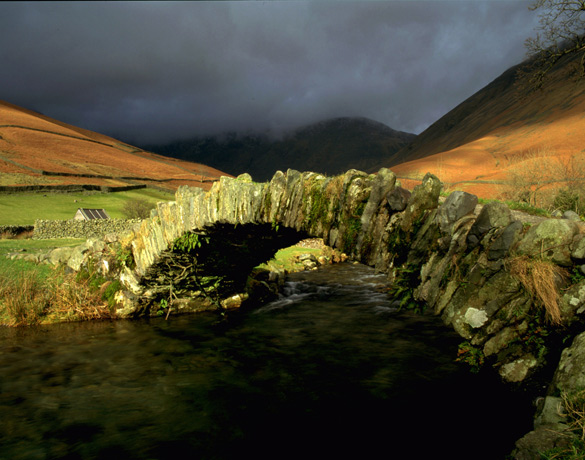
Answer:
[76,208,110,220]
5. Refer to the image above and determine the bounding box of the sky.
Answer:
[0,1,541,145]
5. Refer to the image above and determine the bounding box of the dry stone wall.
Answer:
[33,218,141,239]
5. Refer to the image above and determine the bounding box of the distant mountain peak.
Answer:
[145,116,416,181]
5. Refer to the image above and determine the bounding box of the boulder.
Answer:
[400,173,441,232]
[517,219,579,266]
[437,191,478,234]
[361,168,396,229]
[487,220,523,260]
[46,247,75,266]
[467,201,513,249]
[512,426,573,460]
[499,355,539,383]
[571,233,585,262]
[551,331,585,393]
[386,187,411,212]
[563,210,581,221]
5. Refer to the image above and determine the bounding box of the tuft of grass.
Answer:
[0,270,52,326]
[49,273,115,322]
[508,255,567,325]
[505,200,551,218]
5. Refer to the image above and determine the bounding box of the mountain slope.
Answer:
[0,100,229,192]
[146,117,416,182]
[382,53,585,198]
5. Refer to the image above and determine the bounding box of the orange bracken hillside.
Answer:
[385,54,585,201]
[0,100,230,192]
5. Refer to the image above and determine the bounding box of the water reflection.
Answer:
[0,264,531,459]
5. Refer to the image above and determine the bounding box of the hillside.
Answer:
[380,53,585,200]
[0,100,229,192]
[145,117,415,182]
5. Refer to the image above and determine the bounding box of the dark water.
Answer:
[0,263,532,460]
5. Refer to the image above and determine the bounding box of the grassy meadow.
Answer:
[0,188,175,225]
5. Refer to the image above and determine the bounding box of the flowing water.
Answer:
[0,263,533,460]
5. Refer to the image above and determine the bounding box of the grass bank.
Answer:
[0,237,111,326]
[0,236,340,327]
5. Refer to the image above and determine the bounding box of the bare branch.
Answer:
[520,0,585,89]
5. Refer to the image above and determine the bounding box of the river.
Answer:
[0,263,532,459]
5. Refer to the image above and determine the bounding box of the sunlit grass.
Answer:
[0,188,174,225]
[0,237,84,279]
[257,245,325,272]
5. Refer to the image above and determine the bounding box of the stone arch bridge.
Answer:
[116,167,415,316]
[107,166,585,390]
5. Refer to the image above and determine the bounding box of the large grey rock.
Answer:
[552,331,585,393]
[571,233,585,262]
[517,219,580,266]
[437,191,478,233]
[400,173,441,232]
[47,247,75,266]
[563,210,581,221]
[467,201,513,248]
[361,168,396,229]
[512,426,573,460]
[560,279,585,323]
[487,220,523,260]
[386,187,411,212]
[499,355,539,383]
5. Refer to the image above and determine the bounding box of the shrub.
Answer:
[122,198,154,219]
[553,188,585,216]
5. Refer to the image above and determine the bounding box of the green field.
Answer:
[0,188,175,225]
[0,238,84,279]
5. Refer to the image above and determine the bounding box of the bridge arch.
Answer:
[116,167,415,316]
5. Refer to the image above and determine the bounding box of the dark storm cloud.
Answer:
[0,1,540,144]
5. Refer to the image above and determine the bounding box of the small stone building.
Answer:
[74,208,110,221]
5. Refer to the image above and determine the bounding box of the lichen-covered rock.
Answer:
[360,168,396,236]
[46,246,75,266]
[517,219,579,266]
[551,331,585,393]
[571,233,585,262]
[400,172,441,232]
[499,355,539,383]
[512,426,573,460]
[559,279,585,324]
